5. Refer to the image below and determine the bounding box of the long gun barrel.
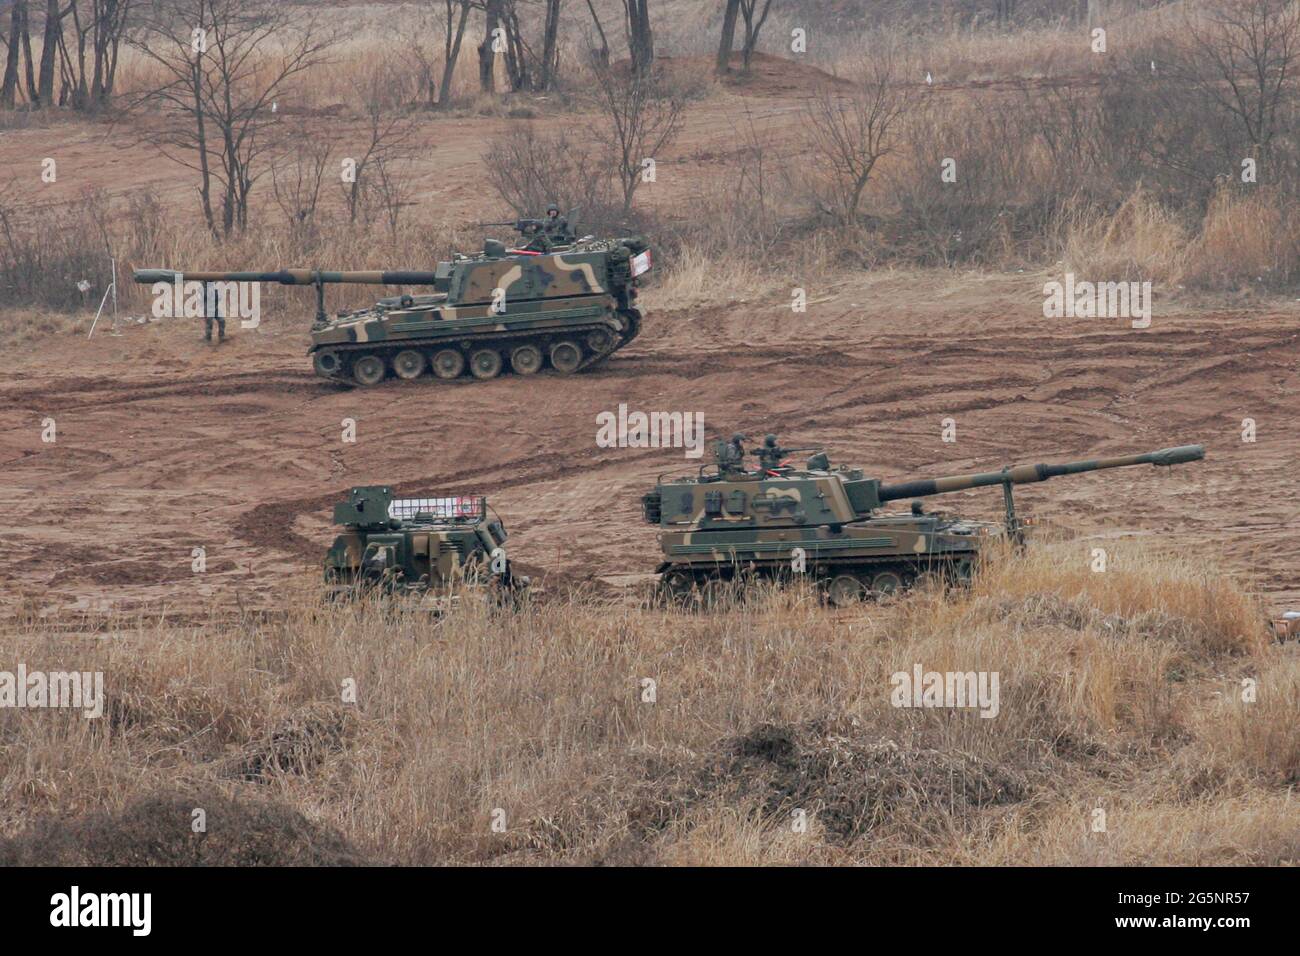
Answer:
[133,268,441,286]
[878,445,1204,503]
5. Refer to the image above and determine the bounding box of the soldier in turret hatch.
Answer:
[718,433,747,473]
[758,434,787,472]
[542,202,571,241]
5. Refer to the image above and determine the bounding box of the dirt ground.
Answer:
[3,267,1297,615]
[1,53,1297,618]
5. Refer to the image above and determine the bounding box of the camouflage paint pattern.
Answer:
[134,236,651,386]
[642,442,1204,602]
[324,486,524,599]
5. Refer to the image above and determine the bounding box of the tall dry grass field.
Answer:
[2,541,1293,865]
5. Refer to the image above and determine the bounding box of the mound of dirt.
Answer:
[524,715,1030,860]
[0,790,369,866]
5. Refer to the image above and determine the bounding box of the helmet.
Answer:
[764,434,777,446]
[731,433,746,443]
[546,203,560,215]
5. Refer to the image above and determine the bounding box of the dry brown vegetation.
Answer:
[1,541,1294,866]
[1,1,1297,868]
[3,0,1300,322]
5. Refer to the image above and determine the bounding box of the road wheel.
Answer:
[431,348,465,380]
[586,328,615,353]
[549,340,582,374]
[826,573,864,607]
[313,350,342,377]
[469,348,503,380]
[510,344,543,375]
[392,349,425,380]
[870,570,905,595]
[351,354,386,386]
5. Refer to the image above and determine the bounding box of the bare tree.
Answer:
[55,0,133,111]
[1,1,37,108]
[269,128,331,234]
[497,0,564,92]
[436,0,473,108]
[538,0,561,90]
[588,65,684,214]
[478,0,501,92]
[369,156,416,239]
[804,58,911,224]
[342,67,418,224]
[716,0,739,74]
[36,0,64,106]
[127,0,336,238]
[482,123,615,221]
[1107,0,1300,202]
[737,0,772,72]
[583,0,609,68]
[622,0,653,76]
[1179,0,1300,159]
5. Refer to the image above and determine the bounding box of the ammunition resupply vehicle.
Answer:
[134,230,651,386]
[641,437,1205,606]
[324,486,527,600]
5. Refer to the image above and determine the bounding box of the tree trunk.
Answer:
[740,0,771,73]
[539,0,560,90]
[1,1,28,108]
[438,0,470,108]
[478,0,501,93]
[192,45,217,238]
[626,0,653,76]
[716,0,739,75]
[37,0,61,106]
[585,0,609,68]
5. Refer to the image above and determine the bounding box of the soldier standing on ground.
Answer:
[203,281,226,343]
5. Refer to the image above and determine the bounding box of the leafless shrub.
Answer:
[586,64,685,215]
[341,64,418,224]
[0,183,116,308]
[803,57,911,225]
[125,0,337,238]
[270,127,332,236]
[481,123,619,232]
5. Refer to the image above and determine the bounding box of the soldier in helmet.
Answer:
[717,433,748,474]
[542,202,573,242]
[203,281,225,343]
[757,434,784,472]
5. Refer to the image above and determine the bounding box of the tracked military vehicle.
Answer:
[324,485,527,601]
[134,232,651,386]
[641,436,1205,606]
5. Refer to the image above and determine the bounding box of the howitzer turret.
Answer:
[642,437,1205,607]
[131,231,651,386]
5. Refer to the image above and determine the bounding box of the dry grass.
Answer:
[1062,189,1192,284]
[1,539,1291,866]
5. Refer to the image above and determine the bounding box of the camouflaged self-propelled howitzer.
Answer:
[324,485,527,600]
[641,437,1204,606]
[134,233,650,386]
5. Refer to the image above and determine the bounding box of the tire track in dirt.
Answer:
[4,285,1297,613]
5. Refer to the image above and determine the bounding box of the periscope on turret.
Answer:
[641,437,1205,606]
[131,229,652,386]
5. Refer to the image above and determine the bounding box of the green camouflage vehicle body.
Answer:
[324,485,526,600]
[134,235,650,386]
[641,439,1204,606]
